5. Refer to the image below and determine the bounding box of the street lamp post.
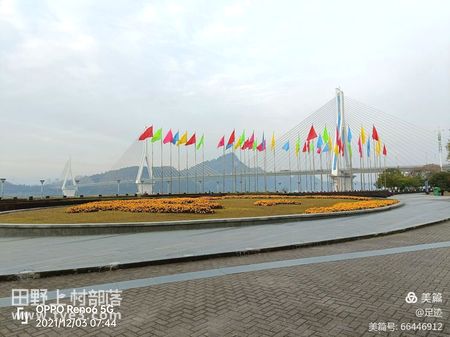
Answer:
[40,179,45,199]
[216,181,220,193]
[116,179,121,195]
[0,178,5,199]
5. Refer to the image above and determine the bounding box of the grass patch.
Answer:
[0,197,358,224]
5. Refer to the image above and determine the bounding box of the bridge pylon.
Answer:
[331,88,354,191]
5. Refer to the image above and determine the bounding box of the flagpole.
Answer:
[223,146,226,193]
[319,152,323,192]
[232,147,236,193]
[288,146,292,193]
[384,155,387,189]
[186,146,189,193]
[253,149,258,192]
[312,151,316,192]
[194,144,197,194]
[239,149,242,193]
[178,145,181,193]
[170,143,173,194]
[359,156,363,190]
[296,150,300,193]
[264,149,267,192]
[161,138,164,194]
[273,146,277,192]
[202,144,205,193]
[151,141,154,192]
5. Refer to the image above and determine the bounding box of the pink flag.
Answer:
[163,129,173,144]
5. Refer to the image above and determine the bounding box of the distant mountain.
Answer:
[2,153,325,197]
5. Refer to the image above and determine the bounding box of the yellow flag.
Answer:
[375,139,381,156]
[177,131,188,145]
[360,126,366,145]
[270,132,276,151]
[334,144,339,155]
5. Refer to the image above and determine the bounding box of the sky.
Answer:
[0,0,449,184]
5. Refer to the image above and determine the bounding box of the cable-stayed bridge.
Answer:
[64,89,446,195]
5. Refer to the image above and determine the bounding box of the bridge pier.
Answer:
[331,170,354,192]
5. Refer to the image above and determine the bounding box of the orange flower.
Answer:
[304,199,398,214]
[66,198,223,214]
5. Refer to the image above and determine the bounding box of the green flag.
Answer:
[196,134,205,150]
[253,138,257,151]
[151,128,162,142]
[323,126,329,144]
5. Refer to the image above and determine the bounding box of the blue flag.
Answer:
[282,140,289,151]
[172,131,179,145]
[366,138,370,157]
[322,143,329,153]
[316,134,323,149]
[347,126,352,143]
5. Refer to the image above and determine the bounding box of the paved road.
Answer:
[0,194,449,275]
[1,218,449,336]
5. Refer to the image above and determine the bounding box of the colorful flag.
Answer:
[270,132,276,151]
[226,130,235,150]
[172,131,179,145]
[282,140,289,151]
[248,132,255,149]
[151,128,162,142]
[302,142,307,153]
[235,130,245,149]
[138,126,153,141]
[366,138,371,157]
[253,137,258,151]
[360,126,366,144]
[217,136,225,148]
[383,144,387,156]
[347,126,352,143]
[358,136,362,158]
[177,131,188,145]
[323,126,329,144]
[316,134,323,154]
[372,125,379,141]
[322,143,329,153]
[186,133,196,146]
[375,139,381,156]
[295,138,300,157]
[196,134,205,150]
[306,125,318,141]
[257,133,266,151]
[163,129,173,144]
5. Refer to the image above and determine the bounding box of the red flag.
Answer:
[302,142,307,153]
[247,132,255,149]
[186,133,196,146]
[358,136,362,158]
[242,139,249,150]
[163,129,173,144]
[306,125,318,141]
[227,130,235,146]
[217,136,225,148]
[138,126,153,141]
[372,125,379,141]
[382,144,387,156]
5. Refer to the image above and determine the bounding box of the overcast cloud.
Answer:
[0,0,449,183]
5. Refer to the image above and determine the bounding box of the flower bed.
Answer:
[254,199,303,206]
[209,195,370,201]
[66,198,222,214]
[304,199,398,214]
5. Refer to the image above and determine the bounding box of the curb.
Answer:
[0,202,403,236]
